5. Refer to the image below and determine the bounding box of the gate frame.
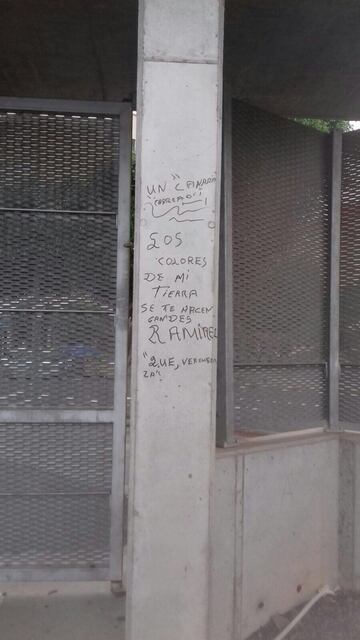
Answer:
[217,89,236,447]
[0,97,132,582]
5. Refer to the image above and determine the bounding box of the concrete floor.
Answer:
[249,592,360,640]
[0,582,125,640]
[4,583,360,640]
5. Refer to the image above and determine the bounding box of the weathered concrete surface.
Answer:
[339,439,356,589]
[339,433,360,592]
[351,441,360,590]
[211,435,339,640]
[143,0,220,63]
[210,454,240,640]
[249,591,360,640]
[126,2,224,639]
[0,582,125,640]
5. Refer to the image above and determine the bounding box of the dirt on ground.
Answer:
[248,592,360,640]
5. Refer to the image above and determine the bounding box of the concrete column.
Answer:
[126,2,224,639]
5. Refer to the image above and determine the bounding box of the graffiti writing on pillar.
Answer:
[141,173,218,381]
[145,173,216,228]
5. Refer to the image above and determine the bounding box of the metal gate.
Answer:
[217,98,332,444]
[217,99,360,444]
[0,99,131,581]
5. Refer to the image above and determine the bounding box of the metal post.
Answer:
[329,129,342,430]
[110,104,132,582]
[217,88,236,447]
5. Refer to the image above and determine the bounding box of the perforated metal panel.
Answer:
[0,111,119,211]
[231,101,331,432]
[234,366,327,430]
[340,131,360,425]
[0,312,115,408]
[0,495,110,568]
[0,422,112,568]
[0,423,113,493]
[0,211,117,311]
[0,102,130,580]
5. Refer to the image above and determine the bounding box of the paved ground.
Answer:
[1,584,360,640]
[249,592,360,640]
[0,582,125,640]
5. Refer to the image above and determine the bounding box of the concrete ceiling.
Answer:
[225,0,360,119]
[0,1,360,118]
[0,0,138,102]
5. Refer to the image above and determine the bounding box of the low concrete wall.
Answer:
[211,432,339,640]
[339,432,360,591]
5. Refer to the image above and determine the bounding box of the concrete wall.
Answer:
[211,433,339,640]
[339,432,360,591]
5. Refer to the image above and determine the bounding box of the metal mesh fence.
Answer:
[340,131,360,425]
[0,108,121,573]
[234,366,327,431]
[0,422,113,493]
[231,101,331,432]
[0,422,112,568]
[0,211,117,312]
[0,495,110,568]
[0,312,115,408]
[0,111,120,211]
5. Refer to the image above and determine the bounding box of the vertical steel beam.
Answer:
[217,88,235,447]
[109,104,132,581]
[329,129,342,430]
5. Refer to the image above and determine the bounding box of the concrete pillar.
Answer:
[126,1,224,639]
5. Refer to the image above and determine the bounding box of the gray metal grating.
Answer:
[0,495,110,568]
[234,366,327,432]
[340,131,360,425]
[0,422,113,493]
[0,106,125,576]
[0,112,120,211]
[0,211,117,312]
[0,312,115,408]
[231,101,331,432]
[0,422,111,568]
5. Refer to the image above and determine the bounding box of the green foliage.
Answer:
[294,118,352,133]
